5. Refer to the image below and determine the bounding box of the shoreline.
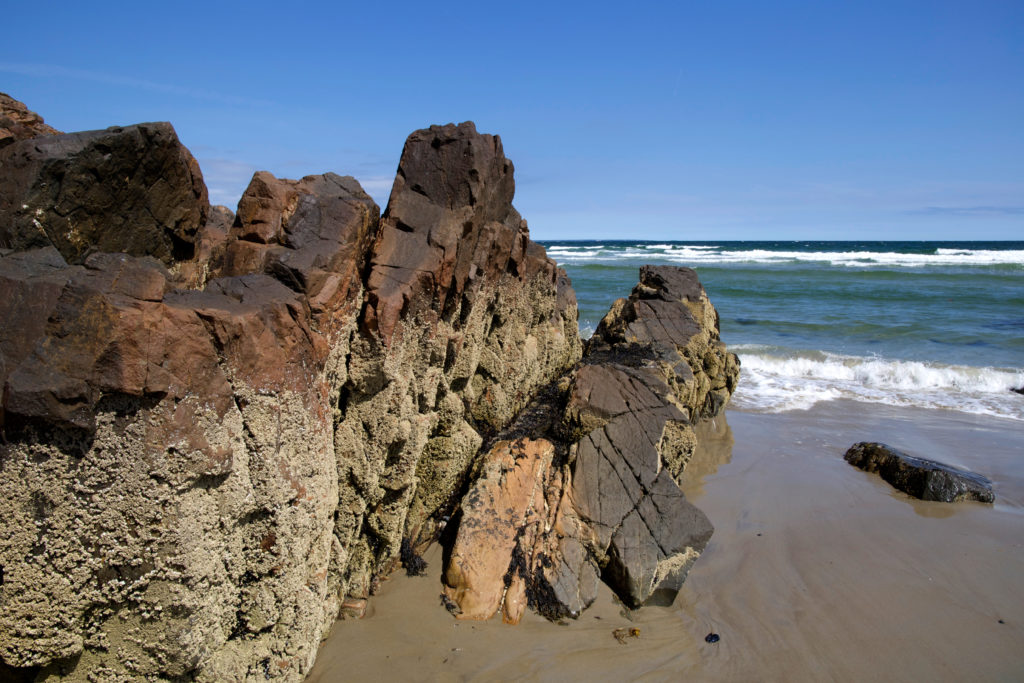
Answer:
[309,401,1024,681]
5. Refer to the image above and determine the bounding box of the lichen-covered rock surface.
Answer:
[0,94,736,682]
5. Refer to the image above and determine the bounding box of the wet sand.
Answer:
[309,401,1024,681]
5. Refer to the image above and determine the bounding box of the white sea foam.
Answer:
[730,345,1024,420]
[547,244,1024,268]
[545,249,604,259]
[666,248,1024,267]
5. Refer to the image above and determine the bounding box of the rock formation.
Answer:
[0,93,61,148]
[0,95,736,681]
[441,265,738,621]
[844,442,994,503]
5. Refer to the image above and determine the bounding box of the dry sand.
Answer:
[309,401,1024,682]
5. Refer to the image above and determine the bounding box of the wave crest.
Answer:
[731,346,1024,419]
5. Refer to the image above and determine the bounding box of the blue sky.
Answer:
[2,0,1022,240]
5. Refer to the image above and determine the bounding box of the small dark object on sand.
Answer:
[705,633,720,643]
[613,627,640,644]
[843,442,994,503]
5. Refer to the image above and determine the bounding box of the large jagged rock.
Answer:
[0,92,61,148]
[844,442,995,503]
[0,121,209,265]
[0,248,346,680]
[0,103,581,681]
[442,265,737,620]
[0,93,729,678]
[331,122,581,604]
[217,171,379,329]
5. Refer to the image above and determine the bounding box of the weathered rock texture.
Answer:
[844,442,995,503]
[0,98,580,681]
[442,265,739,620]
[330,123,581,607]
[0,94,734,681]
[0,121,209,265]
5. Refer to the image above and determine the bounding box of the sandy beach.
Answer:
[309,402,1024,682]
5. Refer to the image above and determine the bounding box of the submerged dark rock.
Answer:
[844,442,995,503]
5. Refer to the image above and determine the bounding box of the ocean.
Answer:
[539,240,1024,421]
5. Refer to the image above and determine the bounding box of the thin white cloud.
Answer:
[0,62,275,108]
[914,206,1024,217]
[197,158,259,209]
[358,176,395,207]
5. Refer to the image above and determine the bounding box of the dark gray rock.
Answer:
[0,122,209,265]
[568,364,714,608]
[844,442,995,503]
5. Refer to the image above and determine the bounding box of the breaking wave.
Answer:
[731,345,1024,420]
[544,243,1024,268]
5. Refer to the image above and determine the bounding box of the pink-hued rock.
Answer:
[443,439,555,620]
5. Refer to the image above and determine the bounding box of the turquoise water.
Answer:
[540,241,1024,420]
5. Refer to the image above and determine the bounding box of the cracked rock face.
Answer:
[442,265,737,620]
[0,93,734,679]
[0,96,581,681]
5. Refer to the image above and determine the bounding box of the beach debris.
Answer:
[613,627,641,644]
[401,538,428,576]
[843,442,994,503]
[705,632,720,643]
[339,598,368,620]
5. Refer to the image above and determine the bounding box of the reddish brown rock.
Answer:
[364,122,562,343]
[217,171,379,333]
[0,92,61,148]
